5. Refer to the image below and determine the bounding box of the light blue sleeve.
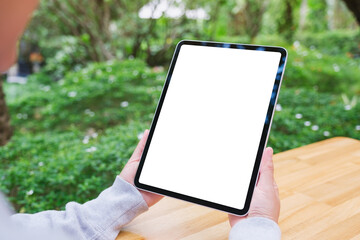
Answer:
[10,176,148,240]
[229,217,281,240]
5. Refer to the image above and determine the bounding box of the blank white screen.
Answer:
[139,44,281,210]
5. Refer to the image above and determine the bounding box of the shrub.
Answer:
[1,58,359,213]
[295,30,360,56]
[0,122,147,213]
[8,59,165,132]
[269,88,360,152]
[283,44,360,95]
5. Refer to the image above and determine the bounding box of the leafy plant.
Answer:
[1,51,359,214]
[7,59,165,132]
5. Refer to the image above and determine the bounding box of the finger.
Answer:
[273,180,280,198]
[259,147,273,170]
[257,147,274,187]
[130,129,150,161]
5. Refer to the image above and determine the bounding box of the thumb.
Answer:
[257,147,275,187]
[130,129,149,161]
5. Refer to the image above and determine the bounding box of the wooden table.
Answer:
[117,137,360,240]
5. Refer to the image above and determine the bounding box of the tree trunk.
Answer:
[243,0,269,42]
[0,77,12,146]
[277,0,301,41]
[342,0,360,25]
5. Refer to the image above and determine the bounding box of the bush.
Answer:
[8,59,165,132]
[40,36,89,81]
[295,30,360,56]
[269,88,360,152]
[0,122,147,213]
[1,58,359,213]
[283,44,360,95]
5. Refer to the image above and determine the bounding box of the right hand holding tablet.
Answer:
[228,147,280,226]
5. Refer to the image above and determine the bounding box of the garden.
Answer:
[0,0,359,213]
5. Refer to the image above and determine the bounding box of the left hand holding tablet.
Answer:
[119,129,163,207]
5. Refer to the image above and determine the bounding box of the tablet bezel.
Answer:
[134,40,287,216]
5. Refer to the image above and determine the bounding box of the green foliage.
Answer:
[8,59,165,132]
[1,59,164,213]
[0,122,147,213]
[2,58,359,213]
[306,0,328,32]
[283,43,360,94]
[275,0,301,41]
[40,36,89,80]
[295,30,360,56]
[269,88,360,152]
[1,0,360,215]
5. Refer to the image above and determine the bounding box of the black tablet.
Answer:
[135,40,287,215]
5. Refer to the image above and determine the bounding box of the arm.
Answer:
[11,130,162,240]
[11,176,148,240]
[228,148,281,240]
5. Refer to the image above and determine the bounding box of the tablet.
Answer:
[135,40,287,215]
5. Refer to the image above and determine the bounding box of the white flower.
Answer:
[68,91,77,98]
[83,136,90,144]
[311,125,319,131]
[304,121,311,126]
[109,75,115,83]
[293,41,300,49]
[275,104,282,111]
[323,131,330,137]
[26,190,34,196]
[356,125,360,131]
[333,64,340,72]
[38,162,44,167]
[344,105,351,110]
[301,51,308,56]
[109,22,117,32]
[316,53,323,59]
[91,132,98,139]
[84,109,95,117]
[295,113,303,119]
[17,113,28,119]
[137,132,144,140]
[121,101,129,107]
[42,86,51,92]
[293,61,304,67]
[86,146,97,153]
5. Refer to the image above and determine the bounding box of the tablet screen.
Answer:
[135,41,287,215]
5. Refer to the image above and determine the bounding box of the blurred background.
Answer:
[0,0,359,213]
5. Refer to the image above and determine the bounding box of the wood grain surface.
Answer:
[117,137,360,240]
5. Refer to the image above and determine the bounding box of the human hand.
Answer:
[119,129,163,207]
[228,147,280,227]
